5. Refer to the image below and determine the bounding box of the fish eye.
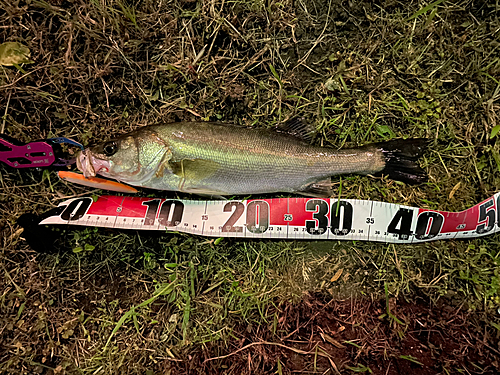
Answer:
[103,141,118,156]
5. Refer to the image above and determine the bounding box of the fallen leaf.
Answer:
[330,268,343,282]
[62,329,74,339]
[449,182,461,199]
[320,332,345,348]
[0,42,33,66]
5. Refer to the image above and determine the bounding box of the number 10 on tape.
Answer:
[39,194,500,243]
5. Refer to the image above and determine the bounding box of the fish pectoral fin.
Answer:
[155,149,173,178]
[169,159,220,181]
[298,178,333,198]
[155,158,170,178]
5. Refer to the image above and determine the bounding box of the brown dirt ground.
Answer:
[165,293,500,374]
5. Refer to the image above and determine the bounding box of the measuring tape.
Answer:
[38,193,500,243]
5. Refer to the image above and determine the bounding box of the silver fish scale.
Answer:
[138,123,386,195]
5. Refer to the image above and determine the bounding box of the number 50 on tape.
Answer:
[39,193,500,243]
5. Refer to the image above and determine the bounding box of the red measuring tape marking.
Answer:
[39,194,500,243]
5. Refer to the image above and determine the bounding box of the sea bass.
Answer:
[76,121,427,196]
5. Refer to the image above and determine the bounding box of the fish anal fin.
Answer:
[298,178,333,197]
[277,117,316,143]
[181,187,227,198]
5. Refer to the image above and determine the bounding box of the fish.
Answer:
[75,120,427,197]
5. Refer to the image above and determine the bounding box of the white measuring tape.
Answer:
[39,193,500,243]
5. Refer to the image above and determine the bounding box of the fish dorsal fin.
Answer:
[277,117,316,143]
[298,178,333,198]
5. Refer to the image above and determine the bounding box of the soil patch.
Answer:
[172,293,500,374]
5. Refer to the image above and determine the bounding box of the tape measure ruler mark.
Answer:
[38,194,500,243]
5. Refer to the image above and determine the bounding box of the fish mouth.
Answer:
[76,150,111,178]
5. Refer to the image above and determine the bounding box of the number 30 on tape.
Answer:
[39,194,500,243]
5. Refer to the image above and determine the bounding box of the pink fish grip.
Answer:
[0,135,56,168]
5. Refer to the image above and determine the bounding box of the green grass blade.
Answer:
[406,0,445,21]
[104,282,175,350]
[399,355,423,365]
[269,64,283,89]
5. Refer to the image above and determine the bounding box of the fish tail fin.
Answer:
[373,138,428,184]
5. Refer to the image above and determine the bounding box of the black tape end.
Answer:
[17,213,59,253]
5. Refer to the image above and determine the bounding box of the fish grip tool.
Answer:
[0,134,83,168]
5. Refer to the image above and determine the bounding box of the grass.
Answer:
[1,0,500,374]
